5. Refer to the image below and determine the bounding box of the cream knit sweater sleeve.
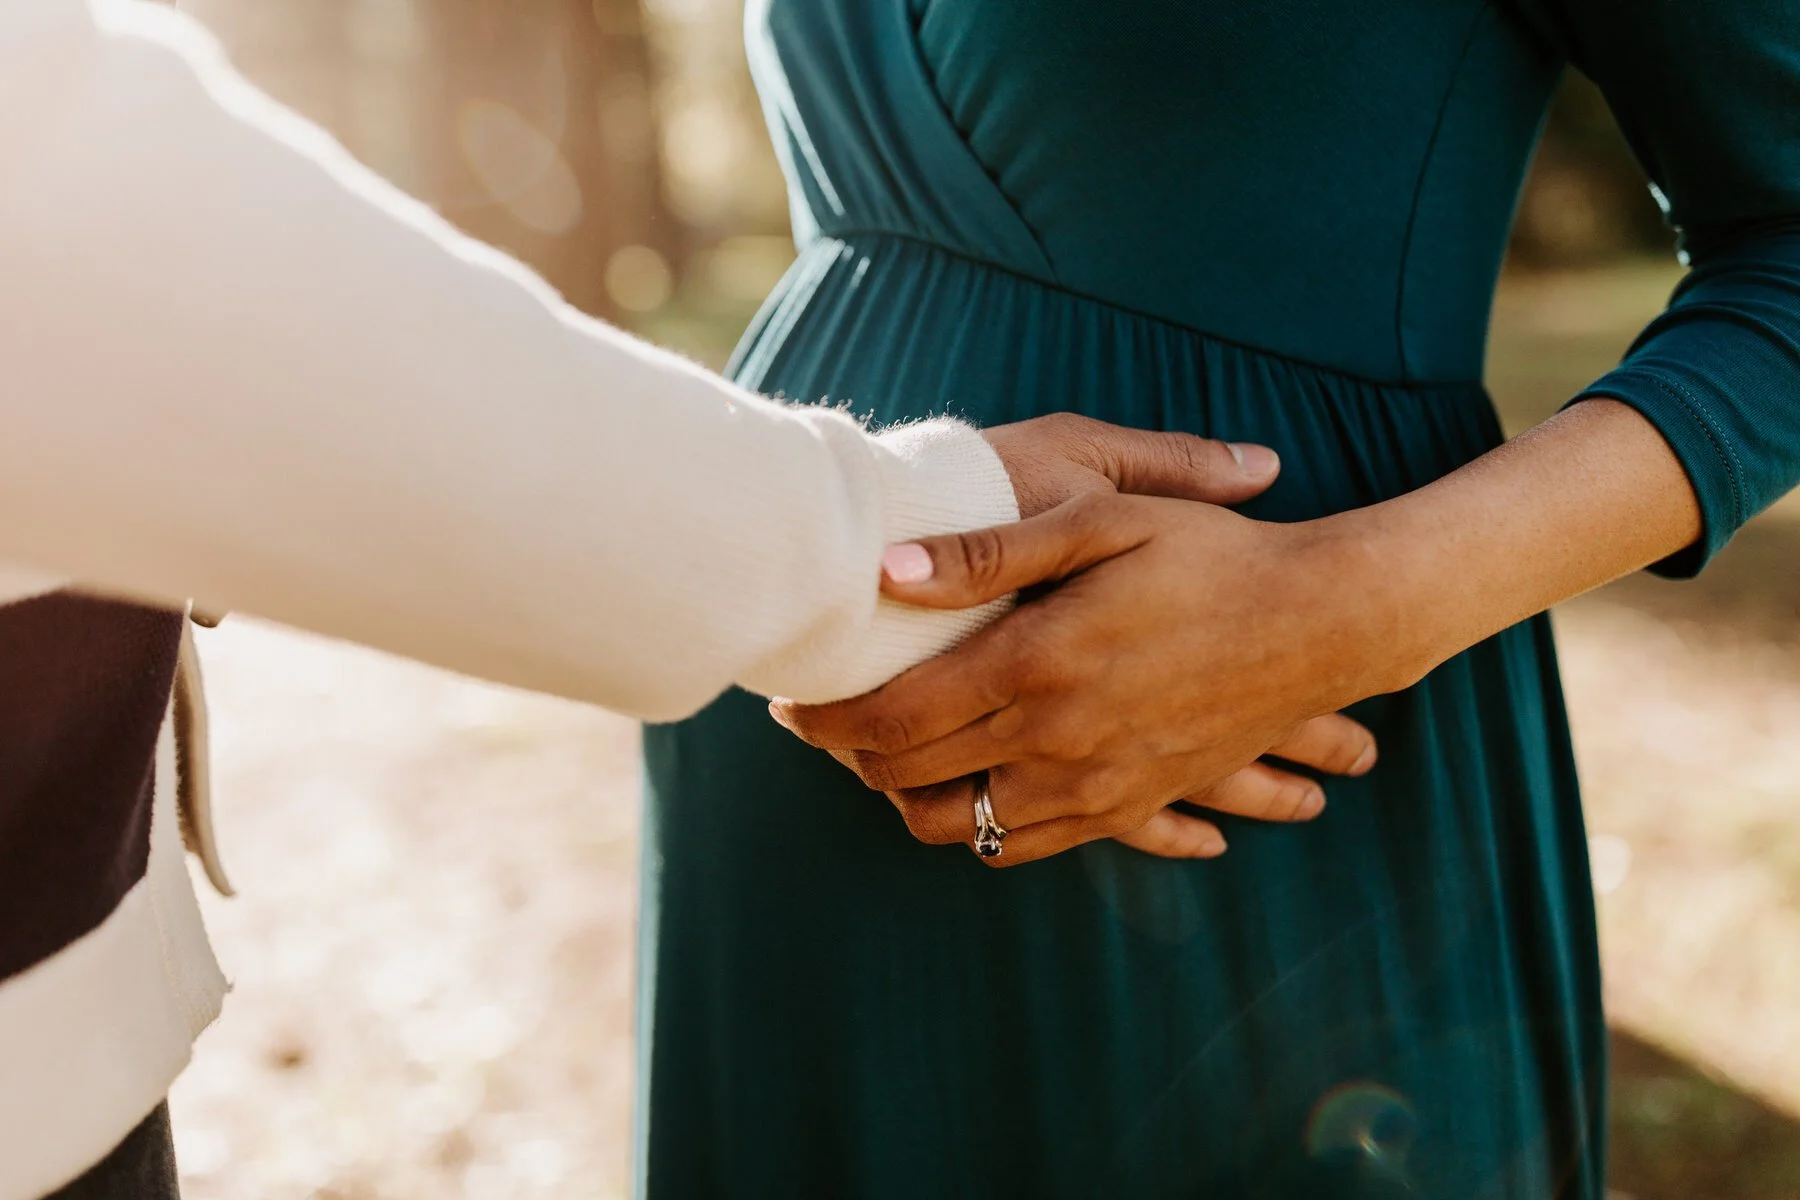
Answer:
[0,0,1018,721]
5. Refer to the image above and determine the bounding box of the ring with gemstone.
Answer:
[973,776,1008,858]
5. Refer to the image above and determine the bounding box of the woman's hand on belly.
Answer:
[768,491,1386,866]
[770,399,1714,867]
[976,411,1283,518]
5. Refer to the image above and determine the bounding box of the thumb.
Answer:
[1086,425,1280,504]
[879,492,1151,610]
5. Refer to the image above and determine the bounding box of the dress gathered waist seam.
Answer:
[807,227,1496,394]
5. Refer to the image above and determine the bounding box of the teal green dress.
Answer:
[640,1,1800,1195]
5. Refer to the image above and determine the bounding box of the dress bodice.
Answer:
[748,0,1561,384]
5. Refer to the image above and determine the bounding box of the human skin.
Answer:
[773,398,1700,867]
[916,413,1384,860]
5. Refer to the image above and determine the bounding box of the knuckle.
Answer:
[983,703,1029,743]
[1274,782,1321,822]
[1293,718,1365,774]
[1014,646,1075,694]
[1037,737,1084,765]
[851,750,899,793]
[776,709,822,746]
[895,796,958,845]
[898,806,936,844]
[982,835,1039,868]
[1038,721,1100,763]
[1097,808,1146,840]
[953,527,1009,591]
[1073,773,1120,818]
[1175,434,1222,481]
[1323,736,1368,775]
[861,712,913,756]
[979,630,1039,697]
[1296,719,1360,773]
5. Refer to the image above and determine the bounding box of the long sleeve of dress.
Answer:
[1519,0,1800,576]
[0,0,1018,720]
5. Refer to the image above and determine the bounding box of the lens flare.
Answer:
[1305,1081,1417,1172]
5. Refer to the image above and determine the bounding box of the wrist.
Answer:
[1285,505,1446,705]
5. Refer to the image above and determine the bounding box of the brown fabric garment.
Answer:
[40,1102,180,1200]
[0,594,182,982]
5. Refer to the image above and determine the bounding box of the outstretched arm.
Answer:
[0,1,1255,720]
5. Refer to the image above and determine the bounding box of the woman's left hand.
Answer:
[769,491,1411,867]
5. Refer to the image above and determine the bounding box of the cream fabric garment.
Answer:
[0,0,1018,723]
[0,3,1020,1193]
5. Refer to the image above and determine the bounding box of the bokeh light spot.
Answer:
[606,245,674,313]
[1589,833,1632,895]
[458,99,584,235]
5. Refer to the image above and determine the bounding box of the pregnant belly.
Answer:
[635,233,1595,1197]
[731,232,1503,528]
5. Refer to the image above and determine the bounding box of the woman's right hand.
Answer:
[803,709,1374,859]
[772,492,1387,867]
[1106,712,1374,856]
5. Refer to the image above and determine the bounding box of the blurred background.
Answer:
[156,1,1800,1196]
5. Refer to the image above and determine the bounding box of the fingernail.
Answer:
[881,543,935,584]
[767,700,794,731]
[1301,788,1327,818]
[1228,443,1279,478]
[1351,744,1378,775]
[1200,833,1228,858]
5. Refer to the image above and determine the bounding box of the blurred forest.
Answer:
[158,3,1800,1199]
[173,0,1674,343]
[174,0,793,345]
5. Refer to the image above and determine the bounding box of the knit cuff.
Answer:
[840,418,1022,694]
[741,417,1020,704]
[871,418,1022,551]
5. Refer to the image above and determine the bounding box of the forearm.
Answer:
[1326,398,1702,697]
[0,0,1016,719]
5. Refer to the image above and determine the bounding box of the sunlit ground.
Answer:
[1495,263,1800,1199]
[168,262,1800,1198]
[170,625,638,1199]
